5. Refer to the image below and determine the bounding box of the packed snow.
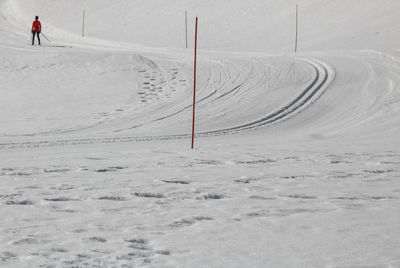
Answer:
[1,0,400,267]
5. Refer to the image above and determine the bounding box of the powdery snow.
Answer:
[1,0,400,267]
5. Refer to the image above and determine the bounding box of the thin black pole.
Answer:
[82,10,85,37]
[295,5,298,53]
[185,11,188,48]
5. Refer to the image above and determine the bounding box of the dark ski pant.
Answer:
[32,31,41,45]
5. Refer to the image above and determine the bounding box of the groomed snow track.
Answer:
[0,58,335,150]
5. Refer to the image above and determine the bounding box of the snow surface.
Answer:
[1,0,400,267]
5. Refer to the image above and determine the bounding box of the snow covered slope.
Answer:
[3,0,400,52]
[1,0,400,267]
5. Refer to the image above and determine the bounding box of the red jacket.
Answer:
[32,21,41,32]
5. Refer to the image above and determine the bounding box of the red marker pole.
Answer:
[191,17,198,149]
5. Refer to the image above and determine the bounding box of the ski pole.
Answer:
[41,32,51,43]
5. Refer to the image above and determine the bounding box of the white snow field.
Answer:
[1,0,400,267]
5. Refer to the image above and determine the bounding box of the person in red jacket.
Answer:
[31,16,41,45]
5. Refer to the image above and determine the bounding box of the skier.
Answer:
[31,16,41,46]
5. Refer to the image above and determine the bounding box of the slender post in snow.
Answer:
[191,17,198,149]
[295,4,298,53]
[82,10,85,37]
[185,11,188,48]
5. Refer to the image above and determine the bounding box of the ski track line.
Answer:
[0,58,335,150]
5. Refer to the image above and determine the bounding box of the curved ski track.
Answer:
[0,58,335,150]
[0,59,335,149]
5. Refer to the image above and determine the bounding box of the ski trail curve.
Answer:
[0,57,335,150]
